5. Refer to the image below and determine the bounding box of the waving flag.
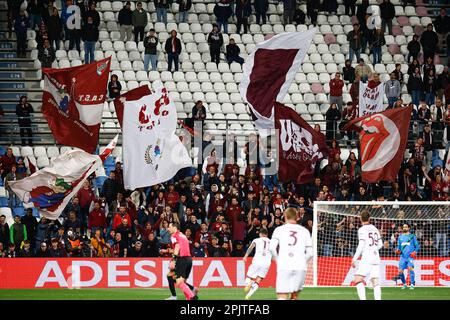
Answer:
[239,30,315,132]
[275,103,328,183]
[9,135,118,220]
[121,82,191,190]
[113,84,151,128]
[42,57,111,153]
[358,81,386,117]
[344,106,412,182]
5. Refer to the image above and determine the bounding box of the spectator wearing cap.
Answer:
[143,28,158,71]
[164,30,182,72]
[420,23,438,62]
[118,1,133,41]
[407,34,421,63]
[347,23,362,63]
[207,24,224,66]
[155,0,171,24]
[385,72,401,108]
[177,0,192,23]
[132,2,147,43]
[355,58,372,83]
[226,38,244,65]
[329,72,344,111]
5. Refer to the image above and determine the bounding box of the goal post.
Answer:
[312,201,450,287]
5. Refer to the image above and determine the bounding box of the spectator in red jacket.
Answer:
[112,204,131,230]
[165,184,179,208]
[226,197,242,223]
[329,72,344,111]
[77,180,96,232]
[88,201,106,235]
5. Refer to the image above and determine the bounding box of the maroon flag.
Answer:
[343,105,413,182]
[275,103,328,183]
[113,85,151,128]
[41,57,111,153]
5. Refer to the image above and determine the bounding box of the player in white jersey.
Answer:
[243,228,272,300]
[351,210,383,300]
[269,208,313,300]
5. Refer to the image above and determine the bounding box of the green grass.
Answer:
[0,287,449,300]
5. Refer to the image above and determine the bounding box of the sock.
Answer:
[399,273,406,285]
[246,282,259,298]
[179,282,195,300]
[409,270,415,285]
[356,282,366,300]
[187,283,195,291]
[167,275,176,296]
[373,285,381,300]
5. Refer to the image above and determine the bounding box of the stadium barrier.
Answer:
[0,257,449,289]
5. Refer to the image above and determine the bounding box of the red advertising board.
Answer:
[0,258,448,288]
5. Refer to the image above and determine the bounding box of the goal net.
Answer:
[312,201,450,287]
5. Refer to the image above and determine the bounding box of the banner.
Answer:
[113,84,152,128]
[42,57,111,153]
[358,81,386,117]
[0,258,448,289]
[344,106,412,183]
[239,30,315,132]
[275,103,328,183]
[9,135,118,220]
[122,82,191,190]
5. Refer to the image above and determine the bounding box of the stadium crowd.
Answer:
[1,0,449,259]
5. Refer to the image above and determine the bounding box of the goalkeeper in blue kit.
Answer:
[392,224,420,290]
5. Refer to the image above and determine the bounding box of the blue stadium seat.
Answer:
[0,146,6,155]
[0,197,8,207]
[13,207,25,217]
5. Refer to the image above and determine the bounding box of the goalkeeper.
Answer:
[392,223,420,290]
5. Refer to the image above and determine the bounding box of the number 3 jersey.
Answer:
[251,237,272,267]
[270,223,312,271]
[357,224,383,265]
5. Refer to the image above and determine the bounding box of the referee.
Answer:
[168,222,198,300]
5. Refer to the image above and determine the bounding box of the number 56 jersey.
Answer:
[358,224,382,265]
[270,224,312,271]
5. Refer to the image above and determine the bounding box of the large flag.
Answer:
[239,30,316,132]
[9,135,118,220]
[113,84,151,128]
[120,82,191,190]
[344,106,412,183]
[358,81,386,117]
[42,57,111,153]
[275,103,328,183]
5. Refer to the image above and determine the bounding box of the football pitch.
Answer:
[0,287,449,300]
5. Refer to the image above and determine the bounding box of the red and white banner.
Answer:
[344,105,412,183]
[0,257,448,289]
[42,57,111,154]
[275,103,328,183]
[9,135,118,220]
[358,81,386,117]
[121,82,191,190]
[239,30,315,132]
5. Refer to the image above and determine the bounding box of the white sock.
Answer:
[356,282,366,300]
[373,285,381,300]
[246,282,259,298]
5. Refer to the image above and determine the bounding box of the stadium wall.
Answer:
[1,257,449,289]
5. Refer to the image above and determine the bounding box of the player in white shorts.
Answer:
[351,210,383,300]
[269,207,313,300]
[243,228,272,300]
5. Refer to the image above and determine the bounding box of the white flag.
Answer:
[122,82,191,190]
[9,135,118,220]
[359,81,386,117]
